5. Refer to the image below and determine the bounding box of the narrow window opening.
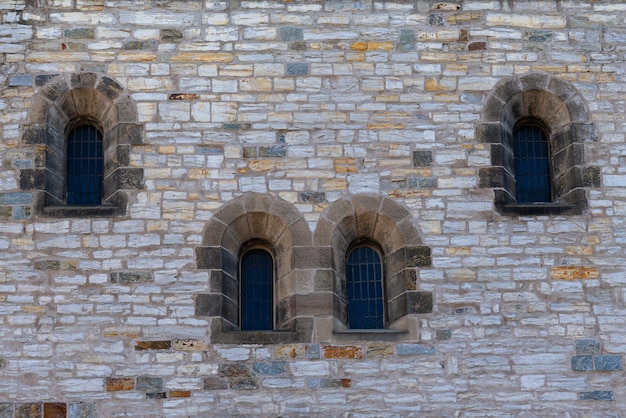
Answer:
[240,248,273,331]
[66,125,103,205]
[513,124,551,203]
[346,246,384,329]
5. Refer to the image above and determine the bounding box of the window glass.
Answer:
[513,125,551,203]
[67,125,103,205]
[241,249,273,331]
[346,246,384,329]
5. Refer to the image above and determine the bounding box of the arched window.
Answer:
[240,248,273,331]
[346,246,384,329]
[66,124,103,205]
[513,124,551,203]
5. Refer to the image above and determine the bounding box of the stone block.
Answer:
[322,344,363,360]
[397,344,435,356]
[105,377,135,391]
[253,362,287,376]
[67,402,97,418]
[230,378,259,390]
[169,391,191,398]
[571,355,593,371]
[436,329,452,340]
[135,341,171,350]
[203,377,229,390]
[15,404,41,418]
[407,291,434,314]
[575,340,601,354]
[412,150,433,167]
[8,75,32,87]
[319,378,351,388]
[579,391,613,401]
[110,271,153,283]
[145,392,167,399]
[278,27,303,41]
[286,63,309,76]
[306,344,321,359]
[594,355,622,371]
[136,376,163,392]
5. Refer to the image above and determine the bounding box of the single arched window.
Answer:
[513,124,551,203]
[66,125,103,205]
[240,248,273,331]
[346,246,384,329]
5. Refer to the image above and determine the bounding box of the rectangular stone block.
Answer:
[397,344,435,356]
[136,376,163,392]
[322,344,363,360]
[8,75,32,87]
[571,355,593,371]
[319,378,351,388]
[579,391,613,401]
[204,377,229,390]
[105,377,135,391]
[594,355,623,371]
[575,340,601,354]
[253,362,287,376]
[135,341,171,350]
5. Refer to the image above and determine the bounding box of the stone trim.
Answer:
[477,73,600,215]
[20,73,144,217]
[314,194,432,340]
[196,192,313,343]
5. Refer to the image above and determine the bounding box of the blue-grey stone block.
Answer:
[0,192,32,205]
[260,145,286,157]
[13,206,30,220]
[571,355,593,371]
[9,75,32,87]
[579,391,613,401]
[306,344,320,359]
[575,339,601,354]
[68,402,97,418]
[136,376,163,391]
[397,344,435,356]
[13,160,33,169]
[197,147,223,155]
[253,361,286,376]
[279,27,303,41]
[594,355,623,371]
[286,63,309,76]
[306,378,319,388]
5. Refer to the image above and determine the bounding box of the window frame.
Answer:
[512,119,553,204]
[239,245,275,331]
[66,123,104,206]
[345,243,386,330]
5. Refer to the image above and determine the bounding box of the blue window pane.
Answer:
[67,125,103,205]
[513,125,551,203]
[346,246,384,329]
[241,249,273,331]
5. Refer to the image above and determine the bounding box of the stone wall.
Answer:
[1,0,626,416]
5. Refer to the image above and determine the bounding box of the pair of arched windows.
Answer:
[240,245,384,331]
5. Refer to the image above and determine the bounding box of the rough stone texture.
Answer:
[1,1,626,416]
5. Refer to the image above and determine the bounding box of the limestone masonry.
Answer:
[1,0,626,416]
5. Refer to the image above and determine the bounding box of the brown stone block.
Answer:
[293,246,332,269]
[550,266,599,280]
[134,340,171,350]
[367,343,393,357]
[169,93,200,100]
[43,403,67,418]
[172,339,209,351]
[168,390,191,398]
[322,344,363,360]
[106,377,135,391]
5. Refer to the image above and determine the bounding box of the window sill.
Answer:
[332,329,409,342]
[496,202,578,216]
[43,205,119,218]
[211,330,302,345]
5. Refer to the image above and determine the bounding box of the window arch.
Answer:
[240,248,274,331]
[512,122,551,203]
[20,73,144,217]
[66,124,103,206]
[478,74,600,215]
[346,245,384,329]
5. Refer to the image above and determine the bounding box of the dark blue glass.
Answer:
[346,246,384,329]
[513,125,551,203]
[67,125,103,205]
[241,249,273,330]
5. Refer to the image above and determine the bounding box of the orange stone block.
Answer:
[351,42,394,52]
[169,390,192,398]
[44,403,67,418]
[550,266,599,280]
[322,344,363,360]
[106,377,135,391]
